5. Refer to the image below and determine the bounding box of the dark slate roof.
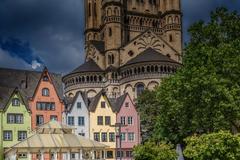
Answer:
[70,59,103,74]
[0,87,30,111]
[64,91,89,112]
[90,41,105,53]
[0,67,63,100]
[108,94,128,112]
[88,90,103,112]
[124,48,179,66]
[105,65,118,72]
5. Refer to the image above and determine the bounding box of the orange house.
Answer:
[29,67,64,129]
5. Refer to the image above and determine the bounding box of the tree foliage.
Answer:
[184,131,240,160]
[153,7,240,144]
[133,142,177,160]
[136,89,159,142]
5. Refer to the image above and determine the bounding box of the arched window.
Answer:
[108,55,112,65]
[169,34,173,42]
[109,27,112,37]
[175,16,180,24]
[94,3,97,17]
[136,83,145,97]
[111,55,114,64]
[88,3,91,17]
[168,16,173,24]
[42,88,49,96]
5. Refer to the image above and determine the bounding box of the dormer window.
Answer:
[43,76,49,81]
[12,98,20,106]
[42,88,49,96]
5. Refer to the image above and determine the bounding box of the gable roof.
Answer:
[69,59,103,75]
[108,93,128,112]
[0,67,63,100]
[64,91,89,112]
[124,48,179,66]
[0,87,30,112]
[88,90,103,112]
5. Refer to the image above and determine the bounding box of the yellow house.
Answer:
[89,91,116,160]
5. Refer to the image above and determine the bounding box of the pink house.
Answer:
[115,93,141,160]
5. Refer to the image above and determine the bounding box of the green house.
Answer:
[0,87,31,160]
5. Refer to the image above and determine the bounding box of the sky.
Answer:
[0,0,239,74]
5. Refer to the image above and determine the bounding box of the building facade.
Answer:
[89,91,117,160]
[29,68,64,129]
[63,0,182,100]
[116,93,140,159]
[63,91,90,138]
[0,87,31,160]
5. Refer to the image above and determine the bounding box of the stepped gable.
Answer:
[0,67,63,100]
[124,48,179,66]
[70,59,103,74]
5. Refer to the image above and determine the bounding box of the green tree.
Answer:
[154,7,240,144]
[136,90,159,142]
[133,142,177,160]
[184,131,240,160]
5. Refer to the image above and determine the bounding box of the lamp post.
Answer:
[111,123,127,160]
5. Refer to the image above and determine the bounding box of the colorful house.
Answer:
[0,87,31,160]
[89,91,117,160]
[28,67,64,129]
[115,93,141,159]
[63,91,90,138]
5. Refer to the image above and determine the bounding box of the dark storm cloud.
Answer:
[0,0,240,73]
[0,0,84,73]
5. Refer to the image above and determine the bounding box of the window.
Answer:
[125,102,129,107]
[97,116,103,125]
[36,115,44,126]
[68,117,75,126]
[120,116,126,125]
[117,151,124,158]
[50,115,57,121]
[102,132,107,142]
[36,102,55,111]
[43,75,49,81]
[109,132,115,142]
[78,117,85,126]
[128,117,133,125]
[126,151,133,157]
[106,151,113,158]
[79,133,85,137]
[128,133,135,142]
[169,34,173,42]
[136,84,144,97]
[121,133,126,141]
[7,114,23,124]
[71,153,76,159]
[88,3,91,17]
[18,131,27,141]
[105,116,111,125]
[108,27,112,37]
[101,102,106,108]
[94,132,100,141]
[42,88,49,96]
[77,102,81,109]
[12,98,20,106]
[3,131,12,141]
[18,153,27,158]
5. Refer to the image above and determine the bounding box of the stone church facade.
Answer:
[63,0,182,100]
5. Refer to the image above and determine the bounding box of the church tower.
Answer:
[160,0,182,54]
[85,0,102,42]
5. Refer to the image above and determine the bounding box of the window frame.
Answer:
[18,131,27,141]
[12,98,20,106]
[42,88,50,97]
[3,130,12,141]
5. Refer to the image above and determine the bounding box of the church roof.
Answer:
[90,40,105,53]
[124,48,179,66]
[70,59,103,74]
[0,68,63,100]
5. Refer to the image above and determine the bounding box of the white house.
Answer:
[63,91,90,138]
